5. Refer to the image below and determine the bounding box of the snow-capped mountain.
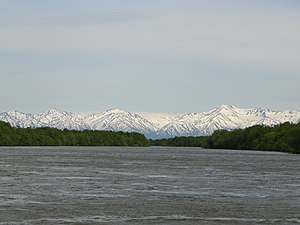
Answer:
[157,105,246,137]
[1,105,300,139]
[159,105,300,137]
[0,109,90,131]
[34,109,90,130]
[84,108,158,137]
[137,112,180,128]
[0,110,38,128]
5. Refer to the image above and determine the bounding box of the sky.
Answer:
[0,0,299,113]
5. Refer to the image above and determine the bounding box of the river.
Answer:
[0,147,299,224]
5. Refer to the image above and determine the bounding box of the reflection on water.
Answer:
[0,147,299,224]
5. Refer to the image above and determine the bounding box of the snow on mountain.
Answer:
[0,105,299,139]
[84,108,158,137]
[156,105,300,138]
[158,105,246,137]
[271,110,300,123]
[0,110,37,128]
[136,112,182,128]
[34,109,90,130]
[158,118,200,137]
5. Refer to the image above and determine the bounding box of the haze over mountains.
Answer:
[1,105,300,139]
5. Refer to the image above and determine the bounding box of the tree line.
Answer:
[1,120,299,153]
[150,136,206,147]
[202,122,300,153]
[0,121,150,147]
[151,122,300,154]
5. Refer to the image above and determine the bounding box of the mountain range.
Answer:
[1,105,300,139]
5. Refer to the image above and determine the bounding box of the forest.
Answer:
[150,136,206,147]
[0,121,149,147]
[1,121,299,153]
[151,122,300,154]
[202,122,300,153]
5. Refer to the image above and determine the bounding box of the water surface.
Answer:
[0,147,299,224]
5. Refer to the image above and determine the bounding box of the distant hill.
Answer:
[1,105,300,139]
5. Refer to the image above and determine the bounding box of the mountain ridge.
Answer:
[1,105,300,139]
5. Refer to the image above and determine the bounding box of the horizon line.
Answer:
[1,104,299,115]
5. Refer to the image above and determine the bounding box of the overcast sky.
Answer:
[0,0,299,113]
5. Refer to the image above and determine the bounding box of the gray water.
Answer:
[0,147,299,225]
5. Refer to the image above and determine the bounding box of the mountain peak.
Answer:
[219,104,236,110]
[105,108,128,114]
[47,108,67,114]
[1,105,300,139]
